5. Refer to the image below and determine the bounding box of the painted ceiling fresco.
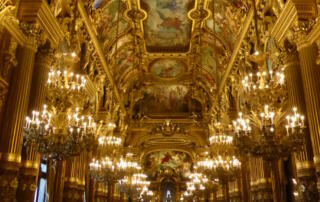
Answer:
[114,46,134,82]
[205,0,249,49]
[141,0,194,52]
[93,0,130,52]
[150,59,186,79]
[200,43,223,83]
[133,84,202,115]
[144,151,192,180]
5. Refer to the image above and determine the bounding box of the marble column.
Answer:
[284,47,319,201]
[16,44,53,202]
[298,43,320,194]
[63,154,86,202]
[0,43,37,201]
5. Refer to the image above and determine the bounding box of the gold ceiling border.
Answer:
[187,0,210,33]
[127,0,211,54]
[104,0,133,55]
[218,5,255,94]
[77,0,125,111]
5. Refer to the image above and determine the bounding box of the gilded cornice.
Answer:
[36,0,64,47]
[271,0,320,51]
[0,7,36,50]
[271,0,298,45]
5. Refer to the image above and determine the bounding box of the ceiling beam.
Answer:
[218,7,254,94]
[77,0,125,112]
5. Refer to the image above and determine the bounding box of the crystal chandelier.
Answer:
[241,69,285,92]
[95,119,122,156]
[117,173,150,198]
[185,171,217,199]
[205,117,241,181]
[24,53,96,159]
[209,122,234,153]
[233,107,305,161]
[139,187,154,201]
[89,156,129,182]
[25,106,96,159]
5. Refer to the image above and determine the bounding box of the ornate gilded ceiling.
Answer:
[87,0,251,181]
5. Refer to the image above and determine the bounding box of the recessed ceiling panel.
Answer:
[141,0,194,52]
[150,58,186,79]
[133,84,202,115]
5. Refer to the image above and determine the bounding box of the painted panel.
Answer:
[141,0,194,51]
[94,0,130,51]
[134,84,202,114]
[144,151,192,180]
[150,59,186,79]
[205,0,249,49]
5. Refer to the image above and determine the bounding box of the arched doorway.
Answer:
[161,179,176,202]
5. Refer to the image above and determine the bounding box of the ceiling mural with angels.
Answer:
[133,84,202,115]
[205,0,249,49]
[144,151,192,180]
[92,0,131,53]
[141,0,194,52]
[85,0,252,175]
[150,58,186,79]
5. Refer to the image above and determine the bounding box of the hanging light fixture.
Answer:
[232,107,305,161]
[24,50,97,159]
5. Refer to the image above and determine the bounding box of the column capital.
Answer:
[290,20,316,51]
[19,22,44,51]
[279,40,299,66]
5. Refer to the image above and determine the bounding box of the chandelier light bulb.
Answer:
[241,70,285,92]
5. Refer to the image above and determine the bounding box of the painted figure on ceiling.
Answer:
[157,0,179,11]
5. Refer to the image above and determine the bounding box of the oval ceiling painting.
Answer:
[150,59,186,79]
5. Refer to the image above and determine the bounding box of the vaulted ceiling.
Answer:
[85,0,251,181]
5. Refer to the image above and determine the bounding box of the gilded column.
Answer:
[108,181,115,202]
[298,43,320,193]
[63,153,86,202]
[0,30,16,126]
[0,38,37,201]
[240,155,250,202]
[47,160,66,202]
[16,43,53,202]
[283,45,319,201]
[95,182,108,202]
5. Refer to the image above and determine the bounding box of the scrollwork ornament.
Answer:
[290,20,315,48]
[278,39,298,65]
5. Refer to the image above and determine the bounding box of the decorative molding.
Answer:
[271,0,298,45]
[36,0,64,47]
[218,6,255,94]
[77,0,125,112]
[291,0,318,19]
